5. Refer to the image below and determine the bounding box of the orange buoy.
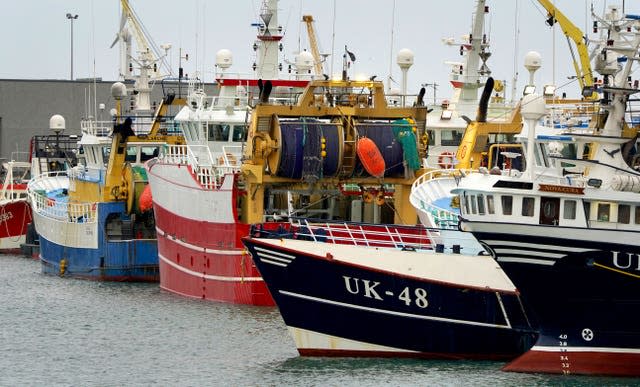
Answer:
[139,185,153,212]
[356,137,385,178]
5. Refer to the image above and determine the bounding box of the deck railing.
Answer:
[81,119,113,137]
[252,218,440,251]
[27,172,97,224]
[160,144,241,190]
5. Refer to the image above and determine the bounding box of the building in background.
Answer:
[0,79,217,161]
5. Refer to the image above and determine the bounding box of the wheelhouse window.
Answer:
[535,143,547,168]
[477,194,485,215]
[563,200,577,220]
[125,146,138,162]
[441,130,463,146]
[502,195,513,215]
[618,204,630,224]
[486,195,495,214]
[522,197,535,217]
[461,194,469,215]
[208,124,230,141]
[232,125,248,142]
[635,206,640,224]
[102,146,111,165]
[597,203,611,222]
[140,146,160,162]
[470,195,477,214]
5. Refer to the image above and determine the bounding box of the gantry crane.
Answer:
[302,15,324,77]
[537,0,598,100]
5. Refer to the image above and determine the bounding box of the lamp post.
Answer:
[66,13,78,80]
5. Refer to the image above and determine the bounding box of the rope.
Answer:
[301,118,322,184]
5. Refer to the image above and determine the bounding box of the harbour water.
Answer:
[0,254,630,386]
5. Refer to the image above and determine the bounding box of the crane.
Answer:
[537,0,598,100]
[110,0,173,113]
[302,15,324,77]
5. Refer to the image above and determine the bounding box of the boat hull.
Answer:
[0,200,32,253]
[39,237,159,281]
[243,237,537,359]
[465,222,640,376]
[34,201,159,281]
[147,160,274,305]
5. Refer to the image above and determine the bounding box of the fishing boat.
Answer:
[145,0,319,304]
[422,0,513,171]
[452,5,640,376]
[18,120,80,258]
[411,0,605,231]
[0,160,32,254]
[242,219,536,359]
[27,90,184,280]
[148,61,428,304]
[26,0,185,280]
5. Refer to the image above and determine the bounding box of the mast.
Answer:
[254,0,283,80]
[458,0,491,101]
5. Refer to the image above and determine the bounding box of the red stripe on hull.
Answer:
[154,204,274,306]
[503,349,640,376]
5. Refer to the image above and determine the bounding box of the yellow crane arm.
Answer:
[302,15,324,76]
[537,0,597,100]
[120,0,154,62]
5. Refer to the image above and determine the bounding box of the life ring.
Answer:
[438,151,455,169]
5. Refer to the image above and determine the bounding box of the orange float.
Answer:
[356,137,385,178]
[139,185,153,212]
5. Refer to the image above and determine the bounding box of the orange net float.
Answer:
[139,184,153,212]
[356,137,386,178]
[438,151,455,169]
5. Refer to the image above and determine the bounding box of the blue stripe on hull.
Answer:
[40,236,159,282]
[244,239,537,359]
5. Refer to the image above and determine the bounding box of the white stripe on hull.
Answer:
[494,248,567,259]
[497,257,556,266]
[287,326,417,353]
[280,290,512,329]
[471,222,637,245]
[159,253,263,282]
[156,227,241,255]
[482,239,591,254]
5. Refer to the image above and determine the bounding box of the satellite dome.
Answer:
[295,51,314,72]
[524,51,542,72]
[49,114,66,131]
[397,48,414,69]
[111,82,127,100]
[216,49,233,69]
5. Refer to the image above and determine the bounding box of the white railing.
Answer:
[27,172,97,224]
[160,144,242,190]
[81,119,113,137]
[286,218,437,250]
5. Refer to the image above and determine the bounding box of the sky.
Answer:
[3,0,640,102]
